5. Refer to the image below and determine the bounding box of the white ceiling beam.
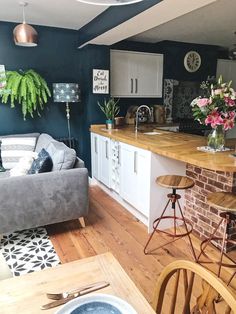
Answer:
[79,0,218,47]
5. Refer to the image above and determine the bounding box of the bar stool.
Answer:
[144,175,197,260]
[197,192,236,283]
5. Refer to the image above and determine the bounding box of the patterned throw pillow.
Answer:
[0,140,6,172]
[0,137,37,170]
[28,149,53,174]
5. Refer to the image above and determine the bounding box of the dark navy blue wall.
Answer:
[0,21,83,142]
[0,21,222,174]
[156,40,219,81]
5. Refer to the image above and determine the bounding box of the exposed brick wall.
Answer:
[184,164,236,252]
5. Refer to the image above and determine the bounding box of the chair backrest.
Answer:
[153,260,236,314]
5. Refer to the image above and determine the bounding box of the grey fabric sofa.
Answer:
[0,133,89,234]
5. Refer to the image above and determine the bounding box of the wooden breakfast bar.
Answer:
[90,125,236,250]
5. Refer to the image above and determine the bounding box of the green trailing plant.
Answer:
[98,98,120,120]
[0,69,51,119]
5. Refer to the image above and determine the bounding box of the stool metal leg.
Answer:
[144,188,196,258]
[197,218,224,262]
[144,199,171,254]
[177,199,197,261]
[217,214,229,278]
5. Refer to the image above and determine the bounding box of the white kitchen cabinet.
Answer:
[110,50,163,98]
[120,142,151,217]
[99,135,111,188]
[216,59,236,89]
[91,132,99,180]
[91,133,111,188]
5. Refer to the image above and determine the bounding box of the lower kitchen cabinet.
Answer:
[90,133,111,188]
[120,142,151,217]
[90,132,186,232]
[91,132,99,180]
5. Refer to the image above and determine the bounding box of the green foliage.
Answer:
[98,98,120,120]
[0,69,51,120]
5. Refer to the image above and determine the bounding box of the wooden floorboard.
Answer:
[47,185,236,308]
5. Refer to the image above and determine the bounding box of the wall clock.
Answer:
[184,51,201,72]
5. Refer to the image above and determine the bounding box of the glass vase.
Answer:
[207,126,225,151]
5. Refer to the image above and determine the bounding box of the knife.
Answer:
[41,281,110,310]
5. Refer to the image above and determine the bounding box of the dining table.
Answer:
[0,252,155,314]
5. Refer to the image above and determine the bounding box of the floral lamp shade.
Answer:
[53,83,80,103]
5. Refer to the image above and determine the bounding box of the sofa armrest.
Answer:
[74,157,85,168]
[0,168,89,234]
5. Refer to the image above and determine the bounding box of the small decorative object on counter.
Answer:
[114,116,125,128]
[191,76,236,151]
[98,98,120,130]
[154,105,166,124]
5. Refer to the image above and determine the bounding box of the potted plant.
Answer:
[98,98,120,129]
[0,69,51,120]
[191,76,236,151]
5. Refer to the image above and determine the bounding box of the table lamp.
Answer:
[53,83,80,148]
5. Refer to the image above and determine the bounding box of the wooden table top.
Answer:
[0,252,155,314]
[90,124,236,172]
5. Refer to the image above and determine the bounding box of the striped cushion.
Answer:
[0,137,37,169]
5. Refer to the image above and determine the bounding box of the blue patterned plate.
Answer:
[56,293,137,314]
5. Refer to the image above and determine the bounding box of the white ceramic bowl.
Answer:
[55,293,137,314]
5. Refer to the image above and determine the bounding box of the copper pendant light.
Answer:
[13,2,38,47]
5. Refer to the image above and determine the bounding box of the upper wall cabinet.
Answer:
[216,59,236,90]
[110,50,164,98]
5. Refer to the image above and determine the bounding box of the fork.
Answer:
[46,281,110,300]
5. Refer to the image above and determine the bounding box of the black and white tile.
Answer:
[0,227,60,276]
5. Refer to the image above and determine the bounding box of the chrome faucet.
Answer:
[135,105,152,133]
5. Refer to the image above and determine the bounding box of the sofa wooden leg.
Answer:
[78,217,86,228]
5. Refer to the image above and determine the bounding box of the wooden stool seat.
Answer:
[207,192,236,212]
[156,175,194,190]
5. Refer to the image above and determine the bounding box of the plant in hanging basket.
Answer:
[0,69,51,120]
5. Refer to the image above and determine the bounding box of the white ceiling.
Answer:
[82,0,218,47]
[1,0,235,49]
[0,0,108,30]
[130,0,236,48]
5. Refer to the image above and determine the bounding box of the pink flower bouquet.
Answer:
[191,76,236,131]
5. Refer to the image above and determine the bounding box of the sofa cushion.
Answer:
[28,149,53,174]
[10,155,37,177]
[35,133,54,153]
[47,141,76,171]
[0,137,37,169]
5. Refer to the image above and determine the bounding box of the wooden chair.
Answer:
[153,260,236,314]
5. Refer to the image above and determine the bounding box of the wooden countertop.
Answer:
[90,124,236,172]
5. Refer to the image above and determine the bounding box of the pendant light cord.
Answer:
[22,4,26,23]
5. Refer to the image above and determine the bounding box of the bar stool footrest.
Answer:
[153,215,193,238]
[199,237,236,269]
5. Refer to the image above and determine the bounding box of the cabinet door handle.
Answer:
[135,78,138,93]
[105,140,108,159]
[134,151,137,174]
[131,78,133,93]
[118,145,121,165]
[95,137,98,154]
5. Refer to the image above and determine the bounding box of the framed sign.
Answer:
[0,65,6,89]
[93,69,109,94]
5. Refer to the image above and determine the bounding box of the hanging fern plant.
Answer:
[0,69,51,120]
